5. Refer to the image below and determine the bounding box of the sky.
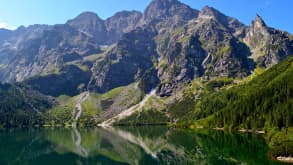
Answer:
[0,0,292,33]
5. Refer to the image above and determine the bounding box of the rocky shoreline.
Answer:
[277,156,293,163]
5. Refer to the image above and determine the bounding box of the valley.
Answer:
[0,0,292,162]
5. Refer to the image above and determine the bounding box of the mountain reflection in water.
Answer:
[0,127,284,165]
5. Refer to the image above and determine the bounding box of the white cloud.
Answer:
[0,22,16,30]
[0,22,8,29]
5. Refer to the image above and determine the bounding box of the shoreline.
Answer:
[276,156,293,163]
[269,151,293,164]
[2,124,292,164]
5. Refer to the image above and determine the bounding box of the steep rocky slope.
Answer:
[88,27,158,93]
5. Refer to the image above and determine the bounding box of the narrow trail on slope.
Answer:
[98,89,156,127]
[72,91,89,127]
[71,58,97,128]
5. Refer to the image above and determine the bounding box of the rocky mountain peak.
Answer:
[143,0,198,24]
[67,12,103,27]
[199,6,221,17]
[199,6,230,22]
[244,14,293,67]
[247,14,269,39]
[198,6,245,35]
[149,0,180,7]
[252,14,267,28]
[144,0,181,17]
[66,11,107,44]
[71,12,101,21]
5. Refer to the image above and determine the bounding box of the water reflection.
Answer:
[71,128,88,157]
[0,127,284,165]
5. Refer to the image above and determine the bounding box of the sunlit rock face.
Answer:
[244,15,293,67]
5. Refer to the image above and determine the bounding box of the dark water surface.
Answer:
[0,127,285,165]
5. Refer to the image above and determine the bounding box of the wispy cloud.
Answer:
[0,22,16,30]
[0,22,8,29]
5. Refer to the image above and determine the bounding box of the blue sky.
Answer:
[0,0,292,33]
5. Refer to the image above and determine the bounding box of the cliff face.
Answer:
[89,27,158,93]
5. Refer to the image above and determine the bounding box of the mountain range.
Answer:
[0,0,292,135]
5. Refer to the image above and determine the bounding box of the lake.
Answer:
[0,127,285,165]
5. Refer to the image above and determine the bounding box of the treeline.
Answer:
[170,56,293,130]
[0,83,55,127]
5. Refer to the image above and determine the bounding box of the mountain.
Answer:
[155,6,251,95]
[0,11,142,84]
[0,24,101,82]
[244,15,293,67]
[0,0,292,96]
[66,12,108,45]
[141,0,198,26]
[88,27,158,93]
[0,25,52,46]
[0,0,292,130]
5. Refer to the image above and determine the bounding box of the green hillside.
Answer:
[169,56,293,130]
[196,56,293,130]
[0,84,56,127]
